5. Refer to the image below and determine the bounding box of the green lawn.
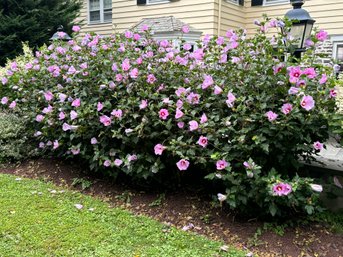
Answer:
[0,174,245,257]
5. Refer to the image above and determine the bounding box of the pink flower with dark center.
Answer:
[99,115,112,126]
[272,183,292,196]
[114,159,123,166]
[70,110,78,120]
[313,141,324,151]
[216,160,228,170]
[116,74,123,82]
[186,92,200,104]
[176,159,190,170]
[281,103,293,115]
[104,160,111,167]
[133,34,141,41]
[97,102,103,111]
[189,120,199,131]
[300,95,315,111]
[288,66,302,83]
[72,98,81,107]
[159,109,169,120]
[265,111,278,121]
[319,74,327,84]
[316,30,328,41]
[303,67,317,79]
[36,115,44,122]
[296,80,306,87]
[154,144,166,155]
[175,87,188,97]
[139,100,148,109]
[1,97,8,105]
[200,113,208,124]
[147,74,157,84]
[197,136,208,148]
[329,89,337,98]
[111,109,123,118]
[175,109,184,119]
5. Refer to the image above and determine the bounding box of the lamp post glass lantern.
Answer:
[50,25,72,41]
[285,0,315,58]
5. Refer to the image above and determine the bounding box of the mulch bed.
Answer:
[1,158,342,257]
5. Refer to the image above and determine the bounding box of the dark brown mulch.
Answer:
[1,158,342,257]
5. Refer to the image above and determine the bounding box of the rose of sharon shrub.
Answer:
[0,17,337,217]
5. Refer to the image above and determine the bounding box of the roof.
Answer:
[130,16,202,34]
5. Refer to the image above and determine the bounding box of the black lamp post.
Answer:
[50,25,72,41]
[285,0,315,59]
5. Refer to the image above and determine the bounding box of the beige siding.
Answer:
[216,0,246,36]
[77,0,343,38]
[245,0,343,37]
[79,0,217,36]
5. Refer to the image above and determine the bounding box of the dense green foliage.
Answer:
[0,18,338,217]
[0,112,36,163]
[0,174,244,256]
[0,0,82,65]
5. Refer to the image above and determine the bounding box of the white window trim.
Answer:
[146,0,170,5]
[225,0,239,5]
[88,0,112,24]
[263,0,290,6]
[331,36,343,62]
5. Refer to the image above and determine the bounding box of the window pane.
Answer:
[90,0,100,10]
[226,0,238,3]
[90,10,100,22]
[337,45,343,61]
[104,0,112,9]
[264,0,289,4]
[148,0,170,3]
[104,10,112,21]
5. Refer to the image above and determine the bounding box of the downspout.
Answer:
[217,0,222,36]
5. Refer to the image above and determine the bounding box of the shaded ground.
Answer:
[1,159,342,257]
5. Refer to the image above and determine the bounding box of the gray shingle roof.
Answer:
[130,16,202,34]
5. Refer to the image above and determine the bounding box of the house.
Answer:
[77,0,343,64]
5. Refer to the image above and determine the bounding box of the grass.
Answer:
[0,174,245,257]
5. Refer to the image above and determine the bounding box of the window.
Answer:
[337,45,343,62]
[263,0,289,6]
[226,0,238,4]
[147,0,170,4]
[89,0,112,23]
